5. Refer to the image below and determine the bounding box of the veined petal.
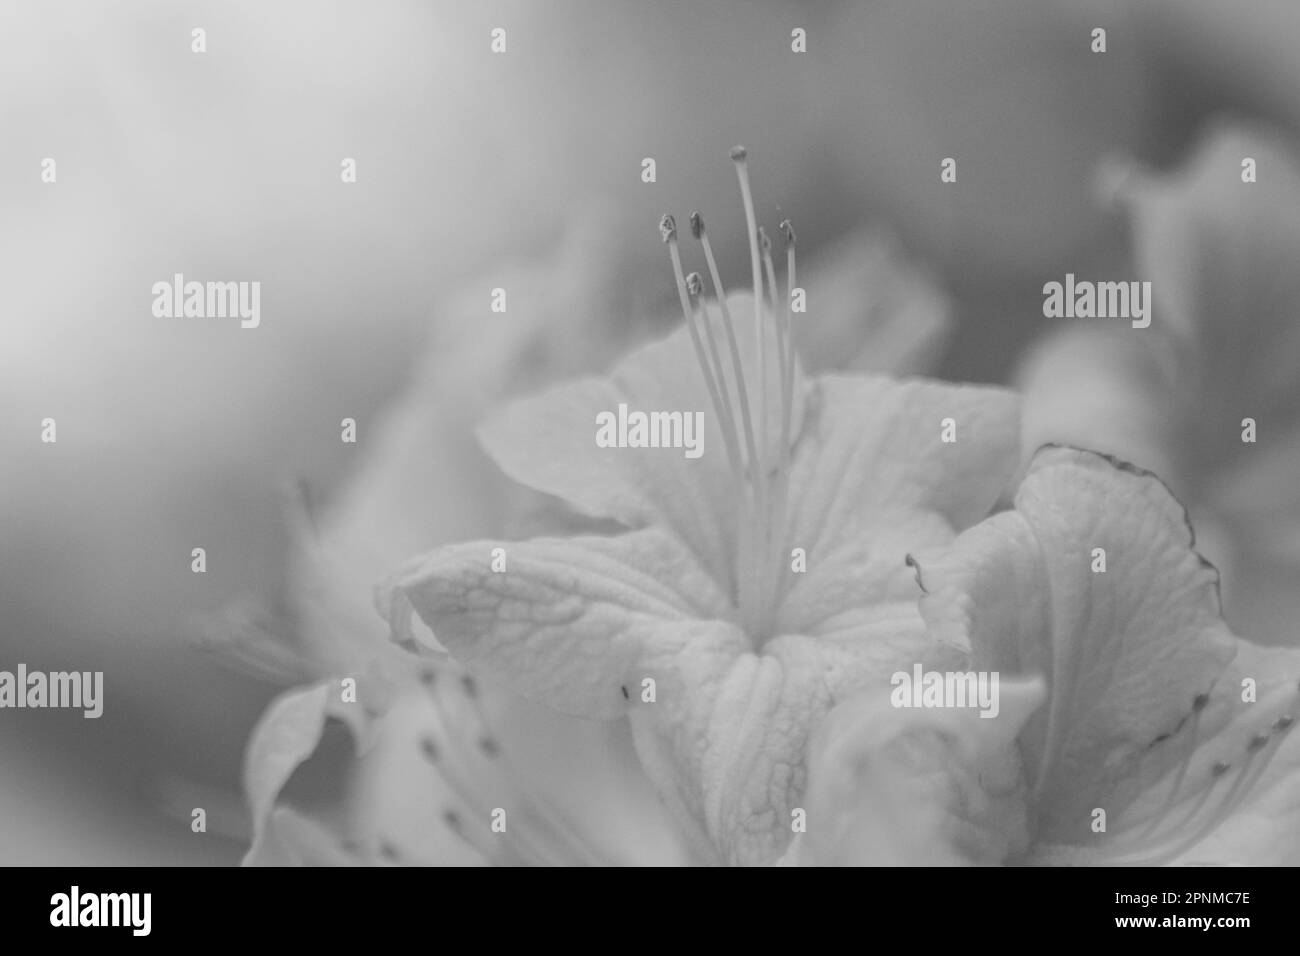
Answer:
[626,618,936,866]
[915,445,1300,857]
[378,528,733,720]
[779,375,1019,634]
[789,676,1046,866]
[476,293,806,590]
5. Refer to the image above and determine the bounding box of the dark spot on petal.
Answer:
[379,841,399,861]
[1275,715,1295,732]
[1211,762,1231,777]
[478,736,500,758]
[621,685,630,700]
[461,674,478,698]
[1248,733,1271,753]
[421,668,437,687]
[1192,692,1210,712]
[420,736,438,762]
[443,809,461,831]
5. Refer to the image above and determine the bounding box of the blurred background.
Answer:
[3,0,1300,864]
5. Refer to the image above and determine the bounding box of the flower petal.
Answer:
[243,680,363,864]
[915,445,1300,854]
[476,293,805,589]
[243,806,359,867]
[789,676,1046,866]
[626,619,936,866]
[378,529,732,720]
[779,375,1019,634]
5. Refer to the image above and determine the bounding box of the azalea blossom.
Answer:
[234,201,955,867]
[236,213,693,866]
[1019,122,1300,643]
[790,446,1300,866]
[379,148,1019,865]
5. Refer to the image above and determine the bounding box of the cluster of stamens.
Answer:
[660,146,798,642]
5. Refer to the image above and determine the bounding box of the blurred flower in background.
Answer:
[1019,123,1300,648]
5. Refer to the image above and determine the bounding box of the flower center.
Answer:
[659,146,798,642]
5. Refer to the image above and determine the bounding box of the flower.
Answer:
[379,148,1020,865]
[236,211,692,866]
[1019,122,1300,643]
[791,446,1300,865]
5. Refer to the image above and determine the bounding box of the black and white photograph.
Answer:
[4,0,1300,923]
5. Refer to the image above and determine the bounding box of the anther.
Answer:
[779,219,796,247]
[689,211,705,239]
[730,144,747,162]
[686,271,703,297]
[659,213,677,243]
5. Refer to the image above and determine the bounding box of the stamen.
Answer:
[762,220,799,621]
[759,227,787,380]
[732,146,769,504]
[692,208,769,636]
[778,219,797,468]
[688,275,744,488]
[656,156,803,641]
[691,211,762,487]
[662,215,742,483]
